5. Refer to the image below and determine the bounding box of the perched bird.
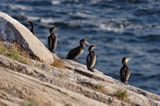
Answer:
[28,21,36,35]
[48,26,57,53]
[120,57,131,84]
[86,45,96,72]
[66,39,89,60]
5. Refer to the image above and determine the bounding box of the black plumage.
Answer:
[120,57,130,84]
[48,27,57,53]
[86,45,96,72]
[66,39,89,60]
[28,21,36,35]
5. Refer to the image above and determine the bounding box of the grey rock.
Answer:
[0,11,58,64]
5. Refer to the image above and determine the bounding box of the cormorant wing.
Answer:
[125,68,130,82]
[86,52,96,68]
[66,46,81,59]
[86,53,91,67]
[48,35,52,50]
[53,36,57,50]
[120,66,126,81]
[90,52,96,68]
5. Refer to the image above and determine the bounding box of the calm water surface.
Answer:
[0,0,160,95]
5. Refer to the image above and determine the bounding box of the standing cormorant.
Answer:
[120,57,131,84]
[28,21,36,35]
[48,26,57,53]
[66,39,89,60]
[86,45,96,72]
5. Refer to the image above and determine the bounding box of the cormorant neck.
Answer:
[89,49,94,52]
[80,43,85,49]
[30,23,34,28]
[31,27,34,31]
[31,23,35,30]
[50,32,55,37]
[123,63,127,66]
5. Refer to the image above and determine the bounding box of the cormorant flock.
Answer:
[28,21,131,84]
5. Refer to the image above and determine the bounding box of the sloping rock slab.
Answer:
[0,11,57,64]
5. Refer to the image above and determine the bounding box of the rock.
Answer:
[0,55,107,106]
[0,11,57,64]
[0,11,160,106]
[0,55,160,106]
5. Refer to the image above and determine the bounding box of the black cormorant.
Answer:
[120,57,131,84]
[86,45,96,72]
[66,39,89,60]
[28,21,36,35]
[48,26,57,53]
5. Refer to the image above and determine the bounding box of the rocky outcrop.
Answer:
[0,55,160,106]
[0,12,160,106]
[0,11,57,64]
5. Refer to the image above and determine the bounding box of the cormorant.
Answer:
[28,21,36,35]
[66,39,89,60]
[86,45,96,72]
[120,57,131,84]
[48,26,57,53]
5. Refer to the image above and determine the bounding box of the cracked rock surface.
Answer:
[0,55,160,106]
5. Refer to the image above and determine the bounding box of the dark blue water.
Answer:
[1,0,160,95]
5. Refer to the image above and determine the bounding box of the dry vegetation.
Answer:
[0,41,31,64]
[51,59,66,69]
[0,41,66,70]
[23,100,38,106]
[114,89,128,101]
[93,84,106,93]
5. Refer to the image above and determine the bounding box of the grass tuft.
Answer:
[7,50,20,61]
[94,84,105,93]
[0,42,31,64]
[114,90,128,101]
[24,101,37,106]
[51,59,66,69]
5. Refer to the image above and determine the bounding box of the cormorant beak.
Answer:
[125,58,131,63]
[84,41,89,45]
[93,45,96,49]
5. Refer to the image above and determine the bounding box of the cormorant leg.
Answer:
[53,50,56,53]
[124,80,128,85]
[74,59,78,61]
[49,48,52,52]
[89,68,94,72]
